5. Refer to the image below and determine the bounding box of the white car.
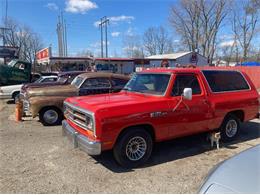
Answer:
[0,75,57,102]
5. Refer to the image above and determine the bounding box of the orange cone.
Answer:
[15,101,22,122]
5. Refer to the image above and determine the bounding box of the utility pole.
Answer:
[99,16,109,58]
[99,17,103,58]
[56,12,67,57]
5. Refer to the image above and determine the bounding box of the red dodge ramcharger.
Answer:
[62,68,259,167]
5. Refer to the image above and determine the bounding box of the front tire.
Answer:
[39,107,63,126]
[220,114,240,142]
[13,92,20,104]
[113,128,153,168]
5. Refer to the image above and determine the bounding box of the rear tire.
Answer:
[220,114,240,142]
[113,128,153,168]
[39,107,63,126]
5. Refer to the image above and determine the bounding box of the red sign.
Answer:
[36,47,51,60]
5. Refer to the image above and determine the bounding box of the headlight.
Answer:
[85,115,94,130]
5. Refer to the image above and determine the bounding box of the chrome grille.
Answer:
[23,100,30,112]
[64,102,94,132]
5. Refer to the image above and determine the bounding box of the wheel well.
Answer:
[39,106,62,115]
[12,91,20,99]
[226,110,245,122]
[116,124,155,143]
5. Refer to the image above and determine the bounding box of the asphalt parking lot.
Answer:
[0,99,259,193]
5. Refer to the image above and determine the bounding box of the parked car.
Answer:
[199,144,260,193]
[20,71,86,100]
[0,59,32,86]
[23,72,129,126]
[0,75,58,103]
[62,68,259,167]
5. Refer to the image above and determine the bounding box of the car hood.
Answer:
[27,85,78,98]
[199,144,260,194]
[23,81,65,89]
[65,91,169,115]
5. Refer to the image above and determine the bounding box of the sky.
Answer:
[1,0,259,57]
[0,0,177,57]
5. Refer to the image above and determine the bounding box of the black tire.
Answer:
[39,107,63,126]
[13,92,20,104]
[113,128,153,168]
[220,114,240,142]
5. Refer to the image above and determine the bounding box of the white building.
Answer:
[146,51,208,67]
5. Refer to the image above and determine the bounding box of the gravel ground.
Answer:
[0,99,259,193]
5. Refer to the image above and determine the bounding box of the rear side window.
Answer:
[111,78,128,87]
[202,70,250,92]
[172,74,202,96]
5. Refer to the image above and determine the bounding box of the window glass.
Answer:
[172,74,201,96]
[41,78,57,83]
[202,70,250,92]
[111,78,128,87]
[14,62,26,70]
[71,76,84,88]
[124,73,170,95]
[81,78,111,89]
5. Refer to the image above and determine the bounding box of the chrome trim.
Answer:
[201,70,251,94]
[62,120,101,155]
[23,100,30,112]
[64,101,96,136]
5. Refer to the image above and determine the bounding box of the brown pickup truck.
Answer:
[23,72,129,126]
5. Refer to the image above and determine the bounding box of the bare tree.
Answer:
[2,18,43,65]
[232,0,259,61]
[123,34,144,58]
[143,27,157,55]
[143,26,173,56]
[169,0,229,63]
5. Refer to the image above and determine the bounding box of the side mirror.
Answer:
[183,88,192,100]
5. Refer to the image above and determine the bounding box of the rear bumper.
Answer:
[62,120,101,155]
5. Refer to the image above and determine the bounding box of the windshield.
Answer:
[7,60,17,67]
[34,77,43,83]
[57,76,68,83]
[124,73,171,95]
[71,76,84,88]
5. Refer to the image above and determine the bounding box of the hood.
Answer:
[27,84,78,98]
[22,81,65,91]
[65,91,168,115]
[199,145,260,194]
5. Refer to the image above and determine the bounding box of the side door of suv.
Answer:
[167,73,211,137]
[79,77,112,96]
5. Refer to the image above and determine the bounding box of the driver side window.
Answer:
[171,74,201,96]
[80,78,111,89]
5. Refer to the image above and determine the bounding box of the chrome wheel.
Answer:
[226,119,238,137]
[126,136,147,161]
[43,109,58,124]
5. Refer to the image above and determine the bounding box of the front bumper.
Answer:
[0,93,12,99]
[62,120,101,155]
